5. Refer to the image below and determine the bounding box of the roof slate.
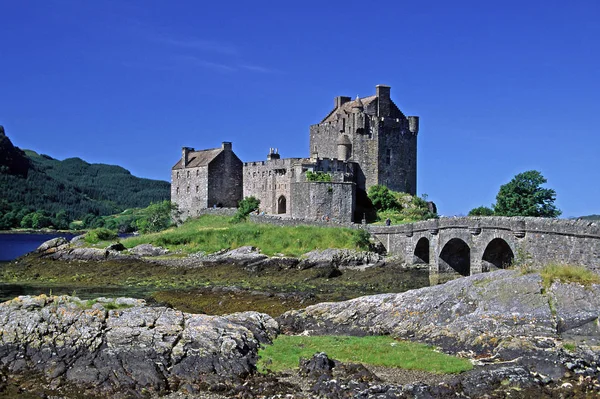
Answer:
[172,148,222,169]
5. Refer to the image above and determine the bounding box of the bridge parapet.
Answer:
[368,217,600,238]
[368,217,600,275]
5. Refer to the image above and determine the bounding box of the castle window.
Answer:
[386,149,391,165]
[187,171,190,178]
[176,186,179,194]
[177,172,180,179]
[196,186,199,193]
[196,170,199,176]
[186,186,190,193]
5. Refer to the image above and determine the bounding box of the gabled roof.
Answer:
[172,148,222,170]
[321,95,377,123]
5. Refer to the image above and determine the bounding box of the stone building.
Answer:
[172,84,419,223]
[171,142,243,219]
[310,85,419,194]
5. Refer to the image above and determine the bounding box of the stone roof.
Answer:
[172,148,222,169]
[321,95,377,123]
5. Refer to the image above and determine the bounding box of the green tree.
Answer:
[136,200,177,233]
[53,210,70,230]
[494,170,561,217]
[367,185,400,211]
[468,206,494,216]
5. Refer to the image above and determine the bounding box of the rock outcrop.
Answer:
[0,295,277,397]
[280,270,600,370]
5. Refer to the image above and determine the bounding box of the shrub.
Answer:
[306,171,332,182]
[231,196,260,223]
[85,228,118,244]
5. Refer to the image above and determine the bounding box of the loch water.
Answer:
[0,232,76,262]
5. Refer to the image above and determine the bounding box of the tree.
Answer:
[136,200,177,233]
[494,170,561,217]
[468,206,494,216]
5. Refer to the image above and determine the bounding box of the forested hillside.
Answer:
[0,126,170,229]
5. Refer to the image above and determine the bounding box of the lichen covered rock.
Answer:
[0,295,277,396]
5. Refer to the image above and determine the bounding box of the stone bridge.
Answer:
[368,217,600,276]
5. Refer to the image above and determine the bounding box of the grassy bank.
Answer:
[120,215,371,256]
[257,335,473,374]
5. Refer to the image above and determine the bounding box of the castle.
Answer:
[171,85,419,222]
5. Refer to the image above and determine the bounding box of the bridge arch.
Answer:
[439,238,470,276]
[413,237,429,264]
[482,238,514,271]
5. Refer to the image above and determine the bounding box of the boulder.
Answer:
[0,295,277,396]
[129,244,169,256]
[298,249,383,269]
[35,237,68,253]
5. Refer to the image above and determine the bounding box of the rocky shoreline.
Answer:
[1,238,600,397]
[0,271,598,397]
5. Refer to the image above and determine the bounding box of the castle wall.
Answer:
[171,166,209,219]
[208,151,243,207]
[290,181,355,223]
[243,158,306,214]
[377,118,418,195]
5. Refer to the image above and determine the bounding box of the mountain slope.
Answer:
[0,126,170,225]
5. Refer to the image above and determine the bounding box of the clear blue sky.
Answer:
[1,0,598,217]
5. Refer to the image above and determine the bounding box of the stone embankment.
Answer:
[0,295,277,397]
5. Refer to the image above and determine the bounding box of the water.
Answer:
[0,232,77,261]
[0,282,153,303]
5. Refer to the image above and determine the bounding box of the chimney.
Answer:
[181,147,193,167]
[267,147,280,160]
[376,85,391,117]
[221,142,232,151]
[335,96,351,109]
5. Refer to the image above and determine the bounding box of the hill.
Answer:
[578,215,600,221]
[0,126,170,229]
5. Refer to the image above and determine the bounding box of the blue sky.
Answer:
[1,0,598,217]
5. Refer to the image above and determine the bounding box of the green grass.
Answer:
[257,335,473,374]
[73,298,134,310]
[121,215,371,256]
[540,263,600,289]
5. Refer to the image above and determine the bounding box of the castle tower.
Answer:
[308,84,418,195]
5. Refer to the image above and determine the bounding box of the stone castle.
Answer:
[171,85,419,222]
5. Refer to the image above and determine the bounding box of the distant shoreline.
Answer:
[0,229,83,235]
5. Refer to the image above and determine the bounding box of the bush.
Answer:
[306,171,332,182]
[367,185,400,211]
[85,228,118,244]
[231,196,260,223]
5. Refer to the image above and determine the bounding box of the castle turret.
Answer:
[336,134,352,161]
[351,95,363,113]
[408,116,419,135]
